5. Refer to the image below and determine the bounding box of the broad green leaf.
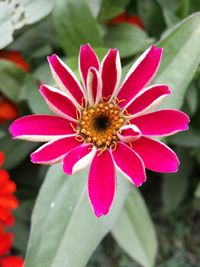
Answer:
[22,74,52,114]
[12,201,33,255]
[168,129,200,147]
[137,0,166,36]
[34,63,54,85]
[0,2,14,48]
[157,0,189,27]
[85,0,101,17]
[162,148,193,214]
[53,0,102,56]
[21,0,54,24]
[0,0,54,48]
[0,60,26,103]
[154,13,200,110]
[25,165,129,267]
[0,130,37,170]
[112,188,157,267]
[98,0,130,21]
[10,19,55,58]
[104,24,154,58]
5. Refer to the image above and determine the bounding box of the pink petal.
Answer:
[86,67,102,106]
[40,84,79,122]
[131,137,179,172]
[125,84,170,117]
[100,48,121,100]
[88,149,116,217]
[31,136,80,164]
[48,54,85,106]
[63,144,96,175]
[111,142,146,187]
[9,115,76,142]
[117,45,163,108]
[130,110,189,136]
[117,124,141,143]
[79,44,100,88]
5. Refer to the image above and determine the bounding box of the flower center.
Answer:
[79,101,125,149]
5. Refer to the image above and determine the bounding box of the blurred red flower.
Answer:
[0,152,19,226]
[110,12,144,29]
[0,50,29,124]
[0,50,30,72]
[0,225,24,267]
[0,98,18,124]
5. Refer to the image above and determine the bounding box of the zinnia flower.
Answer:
[0,225,24,267]
[0,152,19,226]
[9,44,189,217]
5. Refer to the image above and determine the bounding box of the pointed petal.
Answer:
[117,45,163,108]
[31,136,80,164]
[48,54,85,106]
[100,48,121,100]
[86,67,102,106]
[9,115,76,142]
[63,144,96,175]
[130,110,189,136]
[125,84,170,117]
[111,142,146,187]
[40,84,80,121]
[117,124,141,143]
[131,137,179,172]
[88,149,116,217]
[79,43,100,88]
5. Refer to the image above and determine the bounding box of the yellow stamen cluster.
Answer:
[78,101,125,149]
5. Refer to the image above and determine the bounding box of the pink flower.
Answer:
[9,44,189,217]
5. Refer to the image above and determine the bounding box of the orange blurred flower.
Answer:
[0,50,30,72]
[0,98,18,124]
[0,152,19,226]
[0,225,24,267]
[0,50,28,124]
[110,12,144,29]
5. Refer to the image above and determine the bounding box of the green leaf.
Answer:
[85,0,101,18]
[0,130,37,170]
[22,74,52,114]
[21,0,54,24]
[156,0,189,27]
[53,0,102,56]
[0,2,14,48]
[112,188,157,267]
[98,0,130,21]
[162,148,193,214]
[154,13,200,110]
[12,201,33,255]
[10,19,54,59]
[168,129,200,147]
[0,1,54,48]
[25,165,129,267]
[137,0,166,36]
[0,60,26,103]
[104,24,154,58]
